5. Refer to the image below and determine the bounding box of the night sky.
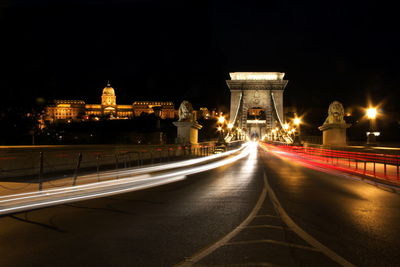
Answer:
[2,0,400,118]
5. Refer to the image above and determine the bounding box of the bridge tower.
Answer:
[226,72,288,139]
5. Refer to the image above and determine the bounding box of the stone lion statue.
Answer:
[178,100,194,122]
[324,101,345,124]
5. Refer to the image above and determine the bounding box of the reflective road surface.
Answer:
[1,144,399,266]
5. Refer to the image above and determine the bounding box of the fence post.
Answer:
[383,155,387,177]
[364,161,366,174]
[115,154,119,179]
[96,154,100,181]
[373,161,376,177]
[38,152,43,191]
[72,152,83,186]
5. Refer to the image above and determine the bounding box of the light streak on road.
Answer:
[56,143,249,182]
[0,143,254,215]
[0,144,248,201]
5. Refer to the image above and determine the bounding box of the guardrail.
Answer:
[0,141,244,194]
[260,142,400,185]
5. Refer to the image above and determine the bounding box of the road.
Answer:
[1,144,399,266]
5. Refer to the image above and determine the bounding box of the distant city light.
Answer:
[366,131,380,137]
[218,116,225,124]
[227,123,233,129]
[283,123,289,130]
[294,118,301,125]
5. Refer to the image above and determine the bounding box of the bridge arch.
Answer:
[226,72,288,140]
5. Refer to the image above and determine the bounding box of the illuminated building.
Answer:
[132,101,176,119]
[45,82,176,123]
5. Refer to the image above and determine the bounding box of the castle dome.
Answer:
[102,81,115,96]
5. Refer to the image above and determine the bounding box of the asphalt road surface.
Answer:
[1,146,399,266]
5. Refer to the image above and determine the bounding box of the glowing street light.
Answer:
[283,123,289,130]
[218,116,225,124]
[293,117,302,145]
[227,123,233,130]
[366,107,378,145]
[217,126,222,131]
[367,108,377,119]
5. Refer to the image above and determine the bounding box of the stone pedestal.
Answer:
[173,121,202,144]
[318,123,350,146]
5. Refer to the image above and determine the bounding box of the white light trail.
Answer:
[0,144,247,201]
[0,143,254,216]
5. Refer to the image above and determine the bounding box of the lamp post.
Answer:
[293,117,301,145]
[217,116,226,144]
[237,128,242,140]
[366,107,377,145]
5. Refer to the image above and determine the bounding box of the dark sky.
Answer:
[2,0,399,115]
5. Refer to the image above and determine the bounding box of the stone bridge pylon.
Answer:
[226,72,288,139]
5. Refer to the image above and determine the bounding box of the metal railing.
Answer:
[0,141,246,195]
[260,142,400,184]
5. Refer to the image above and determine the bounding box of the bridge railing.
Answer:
[0,141,246,194]
[260,142,400,185]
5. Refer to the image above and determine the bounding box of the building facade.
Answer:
[45,82,177,123]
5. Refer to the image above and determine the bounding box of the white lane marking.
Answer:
[226,239,318,252]
[174,179,267,267]
[245,225,290,231]
[264,173,356,267]
[255,214,279,218]
[198,262,281,267]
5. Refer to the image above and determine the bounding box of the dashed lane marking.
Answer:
[226,239,318,251]
[174,178,267,267]
[264,172,356,267]
[255,214,279,218]
[193,262,282,267]
[244,224,291,231]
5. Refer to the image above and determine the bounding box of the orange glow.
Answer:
[367,108,377,119]
[283,123,289,130]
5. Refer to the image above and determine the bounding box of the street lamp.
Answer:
[293,117,302,145]
[237,128,242,140]
[366,107,377,145]
[217,116,226,144]
[283,123,289,130]
[271,129,277,141]
[367,108,377,120]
